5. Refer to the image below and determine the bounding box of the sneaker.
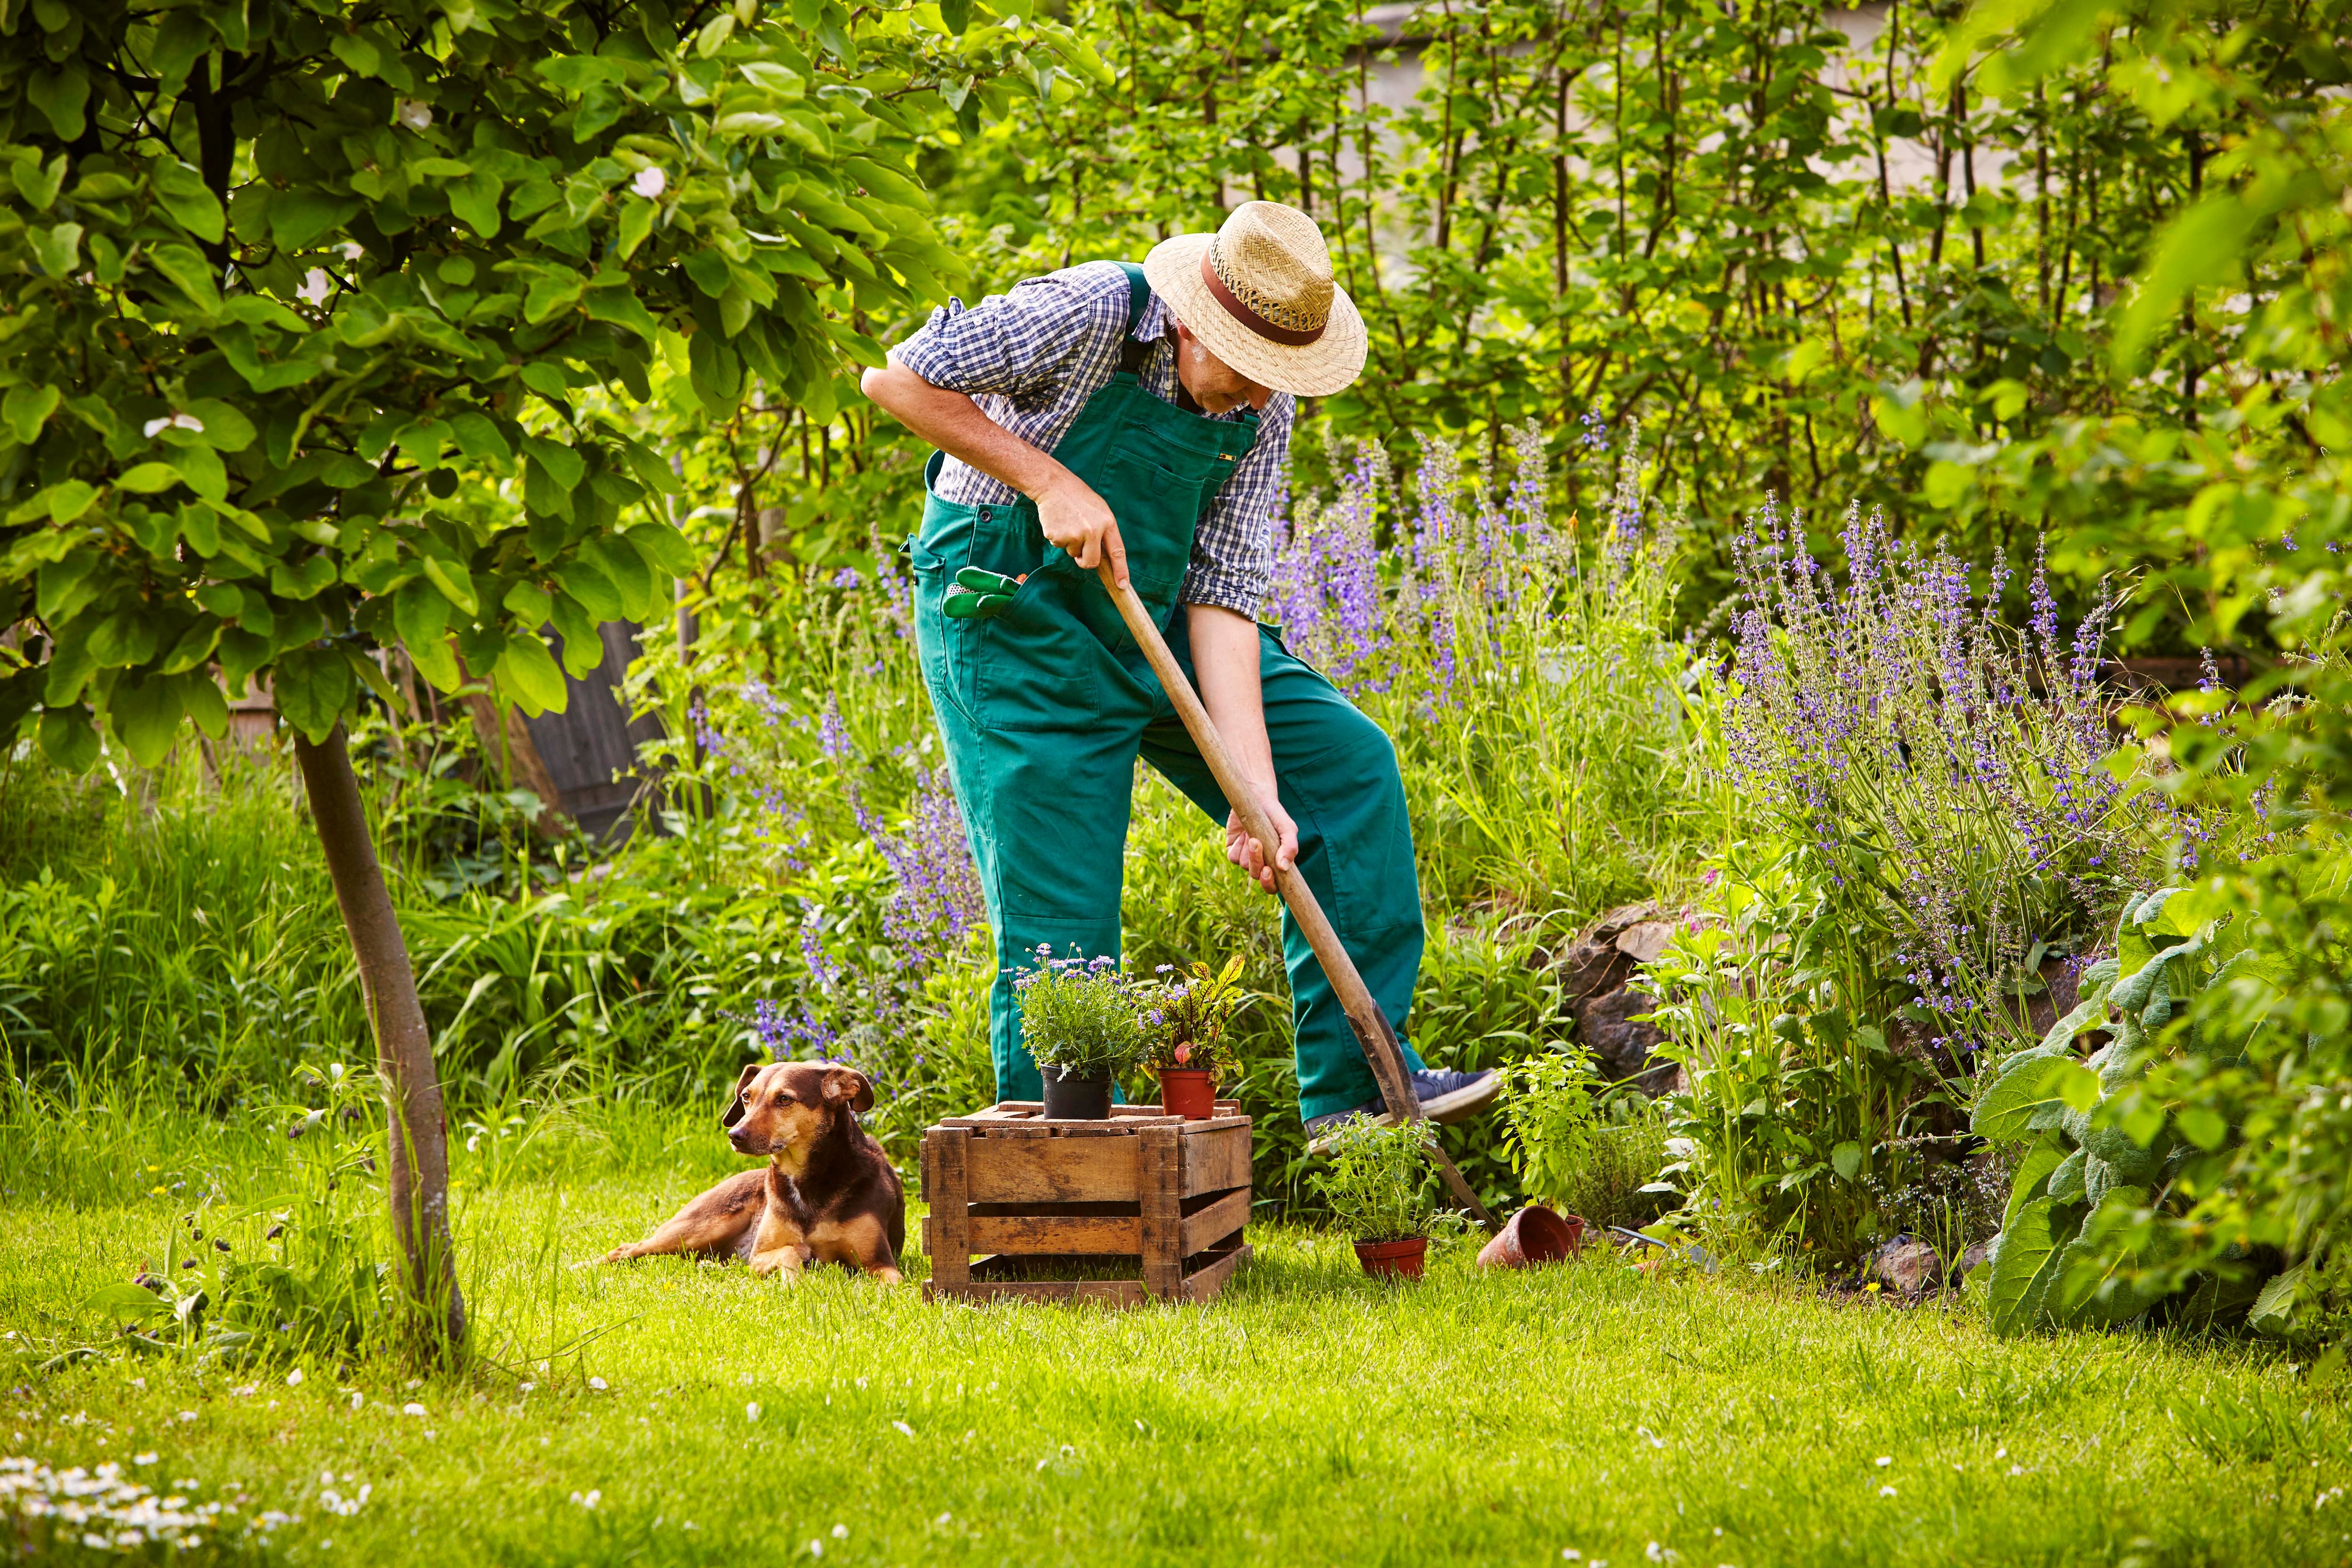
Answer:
[1302,1068,1501,1145]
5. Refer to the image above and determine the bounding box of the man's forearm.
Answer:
[861,361,1072,503]
[1188,602,1275,800]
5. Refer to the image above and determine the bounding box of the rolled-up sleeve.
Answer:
[890,268,1124,411]
[1181,392,1293,620]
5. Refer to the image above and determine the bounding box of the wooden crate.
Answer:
[920,1102,1252,1306]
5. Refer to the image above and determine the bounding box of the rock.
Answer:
[1953,1241,1992,1284]
[1573,986,1672,1092]
[1615,920,1677,964]
[1588,901,1661,944]
[1867,1236,1943,1295]
[1558,939,1631,1002]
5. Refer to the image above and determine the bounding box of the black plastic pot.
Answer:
[1040,1065,1113,1120]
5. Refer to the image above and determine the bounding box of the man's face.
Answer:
[1172,319,1275,414]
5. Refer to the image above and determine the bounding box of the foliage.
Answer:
[1010,946,1143,1081]
[1136,955,1248,1078]
[1309,1118,1450,1245]
[1646,843,1960,1270]
[1495,1047,1669,1233]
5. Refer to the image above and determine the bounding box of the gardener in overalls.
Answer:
[861,200,1498,1138]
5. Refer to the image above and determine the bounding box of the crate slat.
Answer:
[1178,1187,1250,1256]
[963,1133,1139,1204]
[967,1212,1141,1255]
[1181,1243,1253,1304]
[1180,1122,1252,1198]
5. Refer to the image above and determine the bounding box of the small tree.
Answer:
[0,0,1091,1355]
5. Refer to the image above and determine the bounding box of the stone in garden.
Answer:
[1573,987,1673,1094]
[1867,1237,1943,1295]
[1614,921,1676,964]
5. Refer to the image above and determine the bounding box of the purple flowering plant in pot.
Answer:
[1138,955,1248,1118]
[1014,947,1145,1120]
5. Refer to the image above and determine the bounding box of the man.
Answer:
[860,200,1497,1138]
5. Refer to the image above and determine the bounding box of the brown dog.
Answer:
[604,1062,905,1284]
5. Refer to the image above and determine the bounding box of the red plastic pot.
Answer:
[1353,1237,1429,1281]
[1157,1068,1216,1119]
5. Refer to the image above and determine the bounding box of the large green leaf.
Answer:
[494,633,569,716]
[1971,1046,2072,1142]
[108,670,185,765]
[1983,1197,2084,1338]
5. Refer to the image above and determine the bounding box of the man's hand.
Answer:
[1037,471,1129,589]
[1226,799,1299,893]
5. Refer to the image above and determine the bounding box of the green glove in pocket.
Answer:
[944,566,1026,620]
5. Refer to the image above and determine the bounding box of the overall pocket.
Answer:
[967,556,1103,732]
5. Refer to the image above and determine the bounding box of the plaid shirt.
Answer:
[890,260,1293,620]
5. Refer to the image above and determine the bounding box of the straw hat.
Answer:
[1143,202,1367,398]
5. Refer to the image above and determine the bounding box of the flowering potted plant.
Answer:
[1139,955,1247,1118]
[1310,1119,1463,1280]
[1015,946,1144,1120]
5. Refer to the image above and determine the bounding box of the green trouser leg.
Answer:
[1138,621,1428,1122]
[927,688,1140,1104]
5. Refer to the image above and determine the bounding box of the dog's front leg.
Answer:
[746,1207,810,1282]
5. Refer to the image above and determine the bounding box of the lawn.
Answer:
[4,1118,2347,1568]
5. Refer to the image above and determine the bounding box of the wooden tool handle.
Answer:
[1091,563,1498,1232]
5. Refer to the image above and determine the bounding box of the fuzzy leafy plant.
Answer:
[1972,886,2276,1337]
[1310,1119,1459,1246]
[1495,1047,1668,1233]
[1011,947,1142,1082]
[1137,955,1247,1078]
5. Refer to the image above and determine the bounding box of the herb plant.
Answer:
[1310,1119,1451,1245]
[1138,955,1247,1077]
[1496,1048,1669,1232]
[1012,946,1143,1081]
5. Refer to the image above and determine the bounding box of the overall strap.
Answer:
[1113,261,1152,375]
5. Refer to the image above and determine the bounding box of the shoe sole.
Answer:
[1303,1072,1502,1154]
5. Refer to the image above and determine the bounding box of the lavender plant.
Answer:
[1724,503,2159,1061]
[1269,421,1706,923]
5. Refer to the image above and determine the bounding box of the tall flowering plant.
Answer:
[1724,502,2158,1061]
[1268,421,1703,922]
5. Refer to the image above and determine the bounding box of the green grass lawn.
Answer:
[6,1153,2350,1566]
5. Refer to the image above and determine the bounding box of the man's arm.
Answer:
[1188,602,1299,893]
[860,361,1131,589]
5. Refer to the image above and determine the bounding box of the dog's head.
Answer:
[723,1061,874,1165]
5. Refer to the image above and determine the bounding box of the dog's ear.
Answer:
[822,1066,874,1116]
[722,1064,763,1129]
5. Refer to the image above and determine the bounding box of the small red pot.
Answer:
[1157,1068,1216,1119]
[1353,1237,1429,1281]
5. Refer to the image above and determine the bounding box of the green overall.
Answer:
[906,265,1428,1121]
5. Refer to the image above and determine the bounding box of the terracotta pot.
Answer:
[1039,1065,1112,1120]
[1353,1236,1429,1281]
[1157,1068,1216,1119]
[1476,1204,1585,1270]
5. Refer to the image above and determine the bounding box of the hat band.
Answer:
[1199,247,1327,348]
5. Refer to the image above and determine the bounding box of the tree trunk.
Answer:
[292,724,467,1360]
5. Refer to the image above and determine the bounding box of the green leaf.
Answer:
[5,383,61,444]
[1970,1046,2070,1142]
[2054,1059,2101,1114]
[270,191,363,251]
[109,671,186,766]
[420,556,480,618]
[39,705,100,772]
[503,579,553,626]
[2003,1136,2067,1227]
[12,153,67,211]
[582,533,654,620]
[524,272,587,324]
[143,242,223,314]
[183,674,228,740]
[549,592,602,676]
[450,170,504,238]
[1984,1196,2079,1338]
[28,221,82,278]
[585,287,662,343]
[28,66,92,140]
[2114,190,2279,374]
[446,411,513,464]
[494,632,569,716]
[271,647,356,743]
[116,462,183,495]
[1830,1141,1862,1181]
[553,559,621,621]
[622,520,696,577]
[150,159,226,243]
[519,434,586,492]
[45,479,96,524]
[269,553,339,600]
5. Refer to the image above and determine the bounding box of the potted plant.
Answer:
[1310,1119,1462,1280]
[1139,955,1247,1118]
[1015,946,1144,1120]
